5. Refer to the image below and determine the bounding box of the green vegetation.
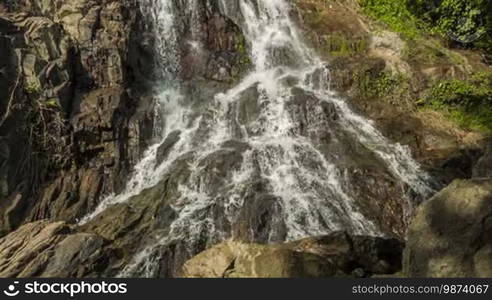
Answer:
[410,0,492,50]
[357,0,492,131]
[356,70,406,98]
[324,35,369,57]
[359,0,427,39]
[24,83,41,95]
[359,0,492,51]
[233,32,252,82]
[422,72,492,132]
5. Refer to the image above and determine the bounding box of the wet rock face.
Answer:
[181,232,403,278]
[138,0,250,85]
[0,0,252,230]
[403,179,492,277]
[287,87,411,237]
[0,0,156,232]
[179,1,250,83]
[77,140,281,277]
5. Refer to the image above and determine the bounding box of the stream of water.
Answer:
[79,0,434,277]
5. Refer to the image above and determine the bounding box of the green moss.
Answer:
[359,0,491,52]
[323,35,369,57]
[367,0,492,51]
[446,108,492,133]
[403,40,445,65]
[422,72,492,132]
[428,73,492,106]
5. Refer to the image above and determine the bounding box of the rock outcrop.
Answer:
[0,220,404,278]
[181,232,403,278]
[0,220,110,277]
[0,0,156,234]
[0,0,254,235]
[403,179,492,277]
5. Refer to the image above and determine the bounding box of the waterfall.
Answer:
[79,0,435,277]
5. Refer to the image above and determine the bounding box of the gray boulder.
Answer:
[404,179,492,277]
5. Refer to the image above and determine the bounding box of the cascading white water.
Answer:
[79,0,435,277]
[79,0,193,224]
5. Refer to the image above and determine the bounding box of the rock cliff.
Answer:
[0,0,255,277]
[0,0,156,235]
[0,0,491,278]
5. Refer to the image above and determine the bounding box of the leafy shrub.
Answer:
[409,0,492,49]
[424,72,492,131]
[359,0,492,51]
[356,71,403,98]
[359,0,427,39]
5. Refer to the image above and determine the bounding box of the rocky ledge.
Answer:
[0,223,403,278]
[4,174,492,279]
[182,232,403,278]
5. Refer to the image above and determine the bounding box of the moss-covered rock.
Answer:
[420,72,492,133]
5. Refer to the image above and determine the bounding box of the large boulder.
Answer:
[181,232,403,278]
[403,179,492,277]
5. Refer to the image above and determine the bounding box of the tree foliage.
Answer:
[409,0,492,49]
[360,0,492,51]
